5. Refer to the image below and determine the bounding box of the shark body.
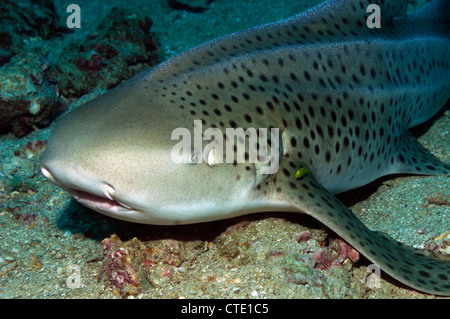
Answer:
[41,0,449,295]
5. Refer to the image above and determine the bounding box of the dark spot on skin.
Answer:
[438,274,448,280]
[304,71,311,81]
[303,137,310,148]
[291,137,297,147]
[314,145,320,155]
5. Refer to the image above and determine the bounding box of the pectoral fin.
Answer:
[276,166,450,295]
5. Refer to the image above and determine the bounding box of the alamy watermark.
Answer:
[65,3,382,31]
[66,264,81,288]
[66,4,81,29]
[366,4,381,29]
[171,120,280,174]
[366,264,381,289]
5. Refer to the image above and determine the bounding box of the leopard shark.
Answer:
[40,0,449,295]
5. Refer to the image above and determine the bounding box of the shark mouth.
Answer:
[41,167,133,214]
[69,188,133,213]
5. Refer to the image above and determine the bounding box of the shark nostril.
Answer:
[104,184,116,201]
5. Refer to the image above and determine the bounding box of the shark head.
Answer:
[40,76,281,225]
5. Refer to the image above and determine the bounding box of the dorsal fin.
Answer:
[301,0,408,27]
[366,0,408,23]
[408,0,450,34]
[145,0,409,82]
[147,0,407,84]
[273,162,450,295]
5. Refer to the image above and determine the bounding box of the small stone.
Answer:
[29,99,42,115]
[348,248,360,262]
[29,256,42,271]
[5,256,15,262]
[175,266,186,273]
[297,231,312,243]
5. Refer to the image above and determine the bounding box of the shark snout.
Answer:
[40,166,57,184]
[41,165,113,200]
[40,163,133,212]
[41,163,103,198]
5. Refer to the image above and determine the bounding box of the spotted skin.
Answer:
[41,0,449,295]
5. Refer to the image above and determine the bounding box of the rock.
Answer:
[0,3,159,137]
